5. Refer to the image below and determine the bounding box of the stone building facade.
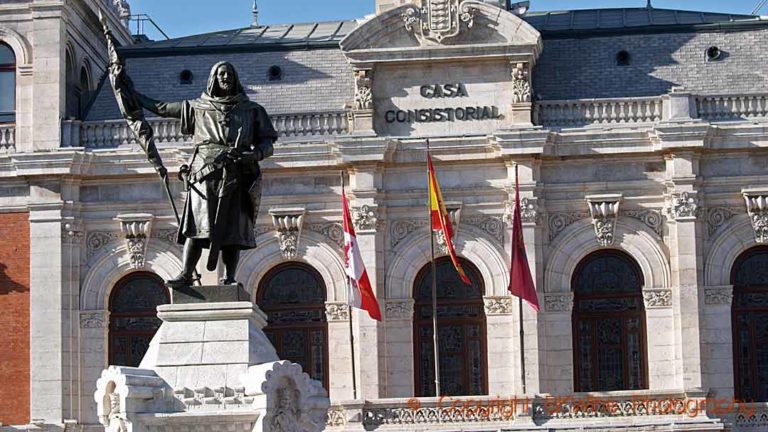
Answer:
[1,0,768,431]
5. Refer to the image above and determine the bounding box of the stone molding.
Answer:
[385,299,414,320]
[269,207,306,259]
[669,191,699,221]
[483,296,514,315]
[586,194,622,247]
[80,310,106,329]
[325,302,350,322]
[705,285,733,305]
[642,289,672,308]
[743,189,768,243]
[352,204,378,232]
[115,213,154,269]
[544,292,573,313]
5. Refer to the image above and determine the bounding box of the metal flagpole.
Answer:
[342,172,358,400]
[515,163,527,395]
[427,140,441,397]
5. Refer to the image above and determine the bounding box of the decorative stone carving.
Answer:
[483,296,514,315]
[306,222,344,249]
[385,300,414,320]
[390,218,428,249]
[87,231,121,260]
[353,69,373,111]
[434,202,462,255]
[151,228,179,245]
[325,303,350,322]
[62,220,84,243]
[352,204,377,232]
[462,215,505,247]
[270,208,305,259]
[705,285,733,305]
[511,62,531,104]
[544,293,573,313]
[115,213,154,269]
[326,406,347,427]
[706,207,739,236]
[586,194,622,247]
[80,311,105,329]
[257,361,329,432]
[548,211,589,242]
[504,198,538,226]
[642,289,672,308]
[621,209,664,237]
[669,191,699,220]
[402,0,475,45]
[743,189,768,243]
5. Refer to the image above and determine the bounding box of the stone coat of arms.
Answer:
[403,0,476,44]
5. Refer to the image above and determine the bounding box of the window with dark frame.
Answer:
[572,250,648,392]
[731,246,768,402]
[0,43,16,123]
[257,263,329,390]
[413,257,488,397]
[108,272,170,367]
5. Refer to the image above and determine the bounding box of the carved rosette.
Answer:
[115,214,153,269]
[385,300,414,320]
[352,204,377,232]
[642,289,672,308]
[670,191,699,221]
[544,293,573,313]
[483,296,514,315]
[586,194,622,247]
[270,208,305,259]
[325,302,350,322]
[511,62,531,104]
[402,0,475,45]
[353,69,373,111]
[80,311,106,329]
[705,285,733,305]
[743,190,768,243]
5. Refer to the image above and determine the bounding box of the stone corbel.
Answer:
[743,189,768,243]
[115,214,154,269]
[435,201,462,255]
[669,191,699,221]
[270,207,306,259]
[510,61,533,125]
[351,68,375,133]
[586,194,622,247]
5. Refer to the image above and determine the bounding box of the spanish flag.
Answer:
[428,150,471,286]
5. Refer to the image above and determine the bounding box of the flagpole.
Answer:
[515,163,527,395]
[341,171,358,400]
[427,140,441,397]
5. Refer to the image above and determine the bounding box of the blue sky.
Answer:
[129,0,767,39]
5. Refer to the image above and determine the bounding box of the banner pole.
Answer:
[515,163,527,395]
[342,171,358,400]
[427,140,441,397]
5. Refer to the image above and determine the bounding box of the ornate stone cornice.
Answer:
[80,310,105,329]
[544,292,573,313]
[483,296,514,315]
[269,208,305,259]
[115,213,153,269]
[669,191,699,221]
[385,299,414,320]
[743,189,768,243]
[705,285,733,305]
[586,194,622,247]
[325,302,350,322]
[642,289,672,308]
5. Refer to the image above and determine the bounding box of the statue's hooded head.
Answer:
[203,61,247,103]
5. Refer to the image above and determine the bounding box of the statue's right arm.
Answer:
[135,93,184,119]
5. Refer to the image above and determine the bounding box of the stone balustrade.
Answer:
[0,124,15,153]
[64,110,350,149]
[696,94,768,121]
[534,96,663,127]
[732,402,768,431]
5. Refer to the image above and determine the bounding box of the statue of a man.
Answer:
[136,61,277,288]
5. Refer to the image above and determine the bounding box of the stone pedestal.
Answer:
[94,296,329,432]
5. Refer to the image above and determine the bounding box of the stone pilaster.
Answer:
[701,285,735,398]
[541,292,574,394]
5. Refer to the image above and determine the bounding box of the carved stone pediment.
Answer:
[269,208,306,259]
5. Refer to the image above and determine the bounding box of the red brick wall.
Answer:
[0,212,30,425]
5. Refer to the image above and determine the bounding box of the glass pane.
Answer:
[260,265,325,306]
[416,258,483,301]
[574,252,643,296]
[111,275,168,312]
[0,44,14,65]
[733,250,768,287]
[0,71,15,114]
[311,330,325,384]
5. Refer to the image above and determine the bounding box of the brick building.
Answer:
[1,0,768,430]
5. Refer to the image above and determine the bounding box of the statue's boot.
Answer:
[166,238,203,288]
[220,246,240,286]
[166,273,194,289]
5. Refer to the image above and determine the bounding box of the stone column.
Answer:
[701,285,735,398]
[666,153,705,390]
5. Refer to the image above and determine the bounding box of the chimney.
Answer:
[252,0,259,26]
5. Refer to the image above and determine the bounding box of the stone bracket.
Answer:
[435,201,462,255]
[743,188,768,243]
[115,213,154,269]
[586,194,622,247]
[269,207,306,259]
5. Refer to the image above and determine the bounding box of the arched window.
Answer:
[0,43,16,123]
[572,250,648,392]
[79,64,91,119]
[65,48,78,119]
[732,246,768,402]
[108,272,169,367]
[413,257,487,397]
[257,263,328,389]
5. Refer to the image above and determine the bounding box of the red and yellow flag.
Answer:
[428,151,471,285]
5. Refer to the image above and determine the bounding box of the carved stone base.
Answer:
[94,301,329,432]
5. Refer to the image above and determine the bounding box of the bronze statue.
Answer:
[101,15,276,288]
